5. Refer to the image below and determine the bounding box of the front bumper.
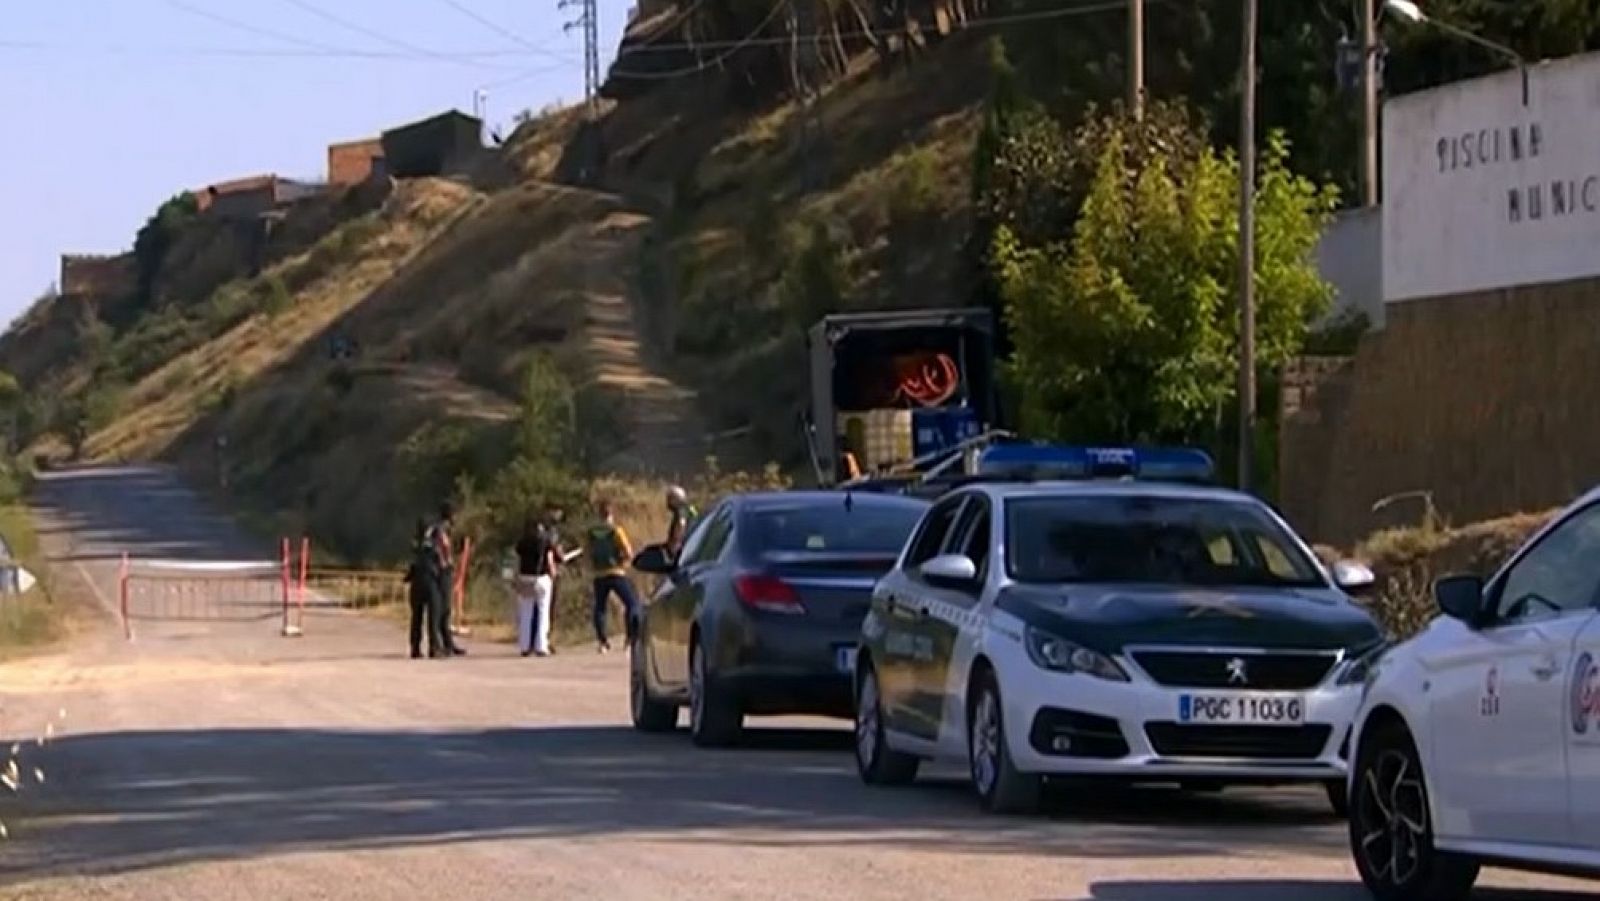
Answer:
[999,660,1359,781]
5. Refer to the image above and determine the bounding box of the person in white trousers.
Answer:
[513,513,561,657]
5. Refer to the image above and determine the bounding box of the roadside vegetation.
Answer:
[0,457,62,658]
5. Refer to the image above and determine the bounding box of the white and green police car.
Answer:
[851,445,1385,814]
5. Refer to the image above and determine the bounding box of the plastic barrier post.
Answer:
[118,553,132,641]
[280,537,302,637]
[298,536,309,620]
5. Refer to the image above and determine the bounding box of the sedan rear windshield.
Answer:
[745,502,924,555]
[1005,495,1325,588]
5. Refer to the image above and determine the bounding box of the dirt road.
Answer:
[0,467,1591,900]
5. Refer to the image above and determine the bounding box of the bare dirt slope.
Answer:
[0,468,1591,900]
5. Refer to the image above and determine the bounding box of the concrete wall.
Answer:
[328,138,385,186]
[1315,207,1383,328]
[1384,51,1600,303]
[1280,275,1600,545]
[59,253,135,299]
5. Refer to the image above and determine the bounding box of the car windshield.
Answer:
[746,501,924,555]
[1005,494,1326,588]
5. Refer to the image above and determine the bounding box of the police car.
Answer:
[1347,487,1600,901]
[851,445,1385,814]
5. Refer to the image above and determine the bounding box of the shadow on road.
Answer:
[31,466,265,564]
[1070,879,1597,901]
[8,724,1348,880]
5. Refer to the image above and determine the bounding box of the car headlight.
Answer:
[1336,642,1390,686]
[1024,627,1129,682]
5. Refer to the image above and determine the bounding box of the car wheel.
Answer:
[688,639,742,747]
[629,635,678,733]
[855,662,920,785]
[1350,722,1479,901]
[968,670,1041,814]
[1324,778,1349,818]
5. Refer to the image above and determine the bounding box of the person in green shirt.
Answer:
[586,500,640,653]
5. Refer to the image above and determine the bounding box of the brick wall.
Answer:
[328,139,384,186]
[1280,276,1600,545]
[59,254,135,299]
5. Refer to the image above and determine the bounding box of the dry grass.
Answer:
[90,180,480,462]
[1344,509,1555,639]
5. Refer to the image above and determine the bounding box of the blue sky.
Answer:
[0,0,629,324]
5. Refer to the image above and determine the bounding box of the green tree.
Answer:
[132,192,199,308]
[516,352,576,461]
[994,106,1337,445]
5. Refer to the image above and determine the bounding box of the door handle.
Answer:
[1532,662,1561,681]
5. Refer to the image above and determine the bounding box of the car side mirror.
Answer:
[1434,574,1487,625]
[922,553,978,590]
[632,543,674,575]
[1331,560,1377,596]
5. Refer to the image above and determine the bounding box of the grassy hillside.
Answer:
[0,30,995,571]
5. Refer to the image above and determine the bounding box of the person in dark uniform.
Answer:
[404,518,444,658]
[425,502,466,656]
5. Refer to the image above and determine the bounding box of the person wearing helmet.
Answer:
[664,485,697,559]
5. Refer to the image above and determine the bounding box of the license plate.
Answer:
[1178,693,1305,725]
[835,646,858,674]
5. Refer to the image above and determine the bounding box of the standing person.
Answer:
[585,500,640,653]
[404,518,444,659]
[513,511,561,657]
[426,501,466,656]
[664,484,697,559]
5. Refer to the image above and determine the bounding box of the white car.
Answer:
[851,445,1385,814]
[1347,487,1600,900]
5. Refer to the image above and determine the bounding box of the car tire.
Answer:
[629,635,678,733]
[689,638,742,747]
[968,670,1041,814]
[854,662,920,785]
[1324,778,1349,818]
[1350,721,1479,901]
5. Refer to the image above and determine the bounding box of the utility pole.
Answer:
[1128,0,1145,117]
[1237,0,1258,492]
[1360,0,1378,206]
[560,0,600,121]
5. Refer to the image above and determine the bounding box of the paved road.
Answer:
[0,467,1593,900]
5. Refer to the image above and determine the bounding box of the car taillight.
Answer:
[734,574,804,614]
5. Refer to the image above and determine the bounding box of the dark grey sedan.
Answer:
[629,490,929,746]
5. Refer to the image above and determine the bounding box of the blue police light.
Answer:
[976,444,1214,483]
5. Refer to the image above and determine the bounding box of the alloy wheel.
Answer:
[970,688,1001,797]
[689,644,706,735]
[856,670,880,767]
[1356,748,1429,888]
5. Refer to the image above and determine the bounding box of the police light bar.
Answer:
[975,444,1215,483]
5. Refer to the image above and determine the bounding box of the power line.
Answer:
[278,0,516,70]
[609,0,1160,77]
[167,0,350,55]
[163,0,564,62]
[609,0,787,80]
[479,60,579,91]
[435,0,570,60]
[0,40,548,61]
[626,0,713,50]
